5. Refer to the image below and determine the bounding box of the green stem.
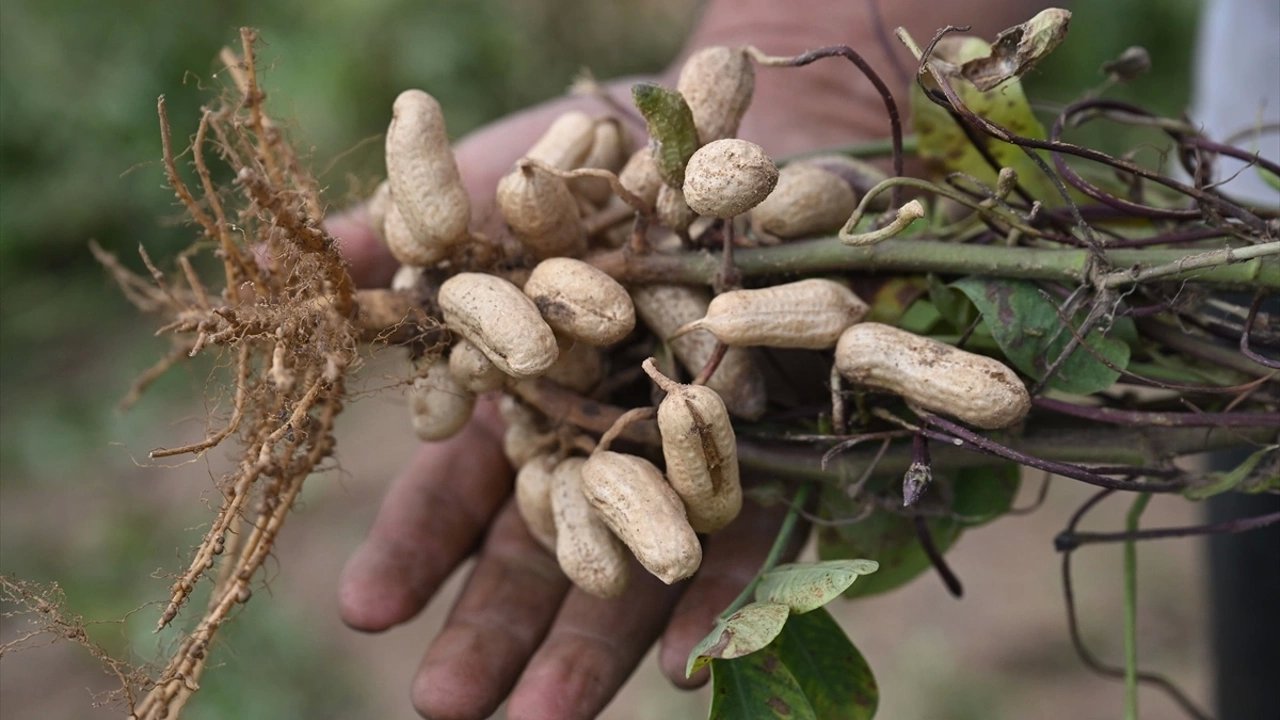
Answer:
[593,237,1279,290]
[719,482,813,620]
[1124,492,1152,720]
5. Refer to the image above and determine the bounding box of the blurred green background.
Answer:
[1,1,1209,718]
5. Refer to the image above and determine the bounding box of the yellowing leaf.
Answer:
[755,560,879,614]
[686,601,791,677]
[960,8,1072,91]
[912,35,1063,203]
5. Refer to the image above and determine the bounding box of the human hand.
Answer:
[331,78,825,717]
[334,2,1044,716]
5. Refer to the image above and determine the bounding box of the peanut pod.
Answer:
[526,110,596,170]
[571,118,629,204]
[448,338,505,393]
[617,146,664,211]
[643,359,741,533]
[552,456,630,598]
[384,90,471,261]
[542,335,605,394]
[674,279,869,349]
[500,396,551,468]
[408,357,475,441]
[438,273,559,378]
[581,451,702,584]
[656,184,696,234]
[676,45,755,144]
[751,162,859,238]
[835,323,1032,429]
[631,283,767,420]
[523,257,635,346]
[515,453,559,553]
[683,139,778,218]
[496,161,587,260]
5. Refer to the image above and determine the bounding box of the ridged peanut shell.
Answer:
[618,146,664,211]
[835,323,1031,429]
[656,184,696,233]
[496,162,587,259]
[408,357,475,441]
[645,361,741,533]
[524,258,635,346]
[552,457,630,598]
[500,397,549,468]
[683,139,778,218]
[438,273,559,378]
[515,453,559,553]
[677,279,869,349]
[676,46,755,144]
[751,163,859,238]
[384,201,450,267]
[385,90,470,255]
[571,119,628,203]
[448,338,505,393]
[630,284,766,420]
[581,451,702,584]
[526,111,596,170]
[542,335,605,394]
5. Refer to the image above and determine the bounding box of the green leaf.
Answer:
[771,608,878,720]
[951,277,1130,394]
[687,601,791,677]
[911,35,1064,204]
[865,276,930,325]
[927,273,977,331]
[1184,445,1280,499]
[816,484,961,598]
[951,462,1021,526]
[755,560,880,614]
[816,465,1017,597]
[709,649,817,720]
[631,82,699,188]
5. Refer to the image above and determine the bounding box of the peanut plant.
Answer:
[3,9,1278,719]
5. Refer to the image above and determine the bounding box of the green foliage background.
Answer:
[0,0,1202,717]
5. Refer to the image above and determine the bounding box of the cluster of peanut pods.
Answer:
[368,47,1032,597]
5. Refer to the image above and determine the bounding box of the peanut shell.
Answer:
[581,451,702,584]
[438,273,559,378]
[630,284,767,420]
[835,323,1031,429]
[683,139,778,218]
[524,258,635,346]
[385,90,471,258]
[644,360,742,533]
[676,279,868,349]
[676,46,755,144]
[408,357,475,441]
[552,456,630,598]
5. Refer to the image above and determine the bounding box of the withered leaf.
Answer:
[960,8,1072,91]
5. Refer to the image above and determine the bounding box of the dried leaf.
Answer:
[960,8,1072,91]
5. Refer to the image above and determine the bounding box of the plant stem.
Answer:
[1124,492,1152,720]
[588,237,1279,290]
[719,482,813,620]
